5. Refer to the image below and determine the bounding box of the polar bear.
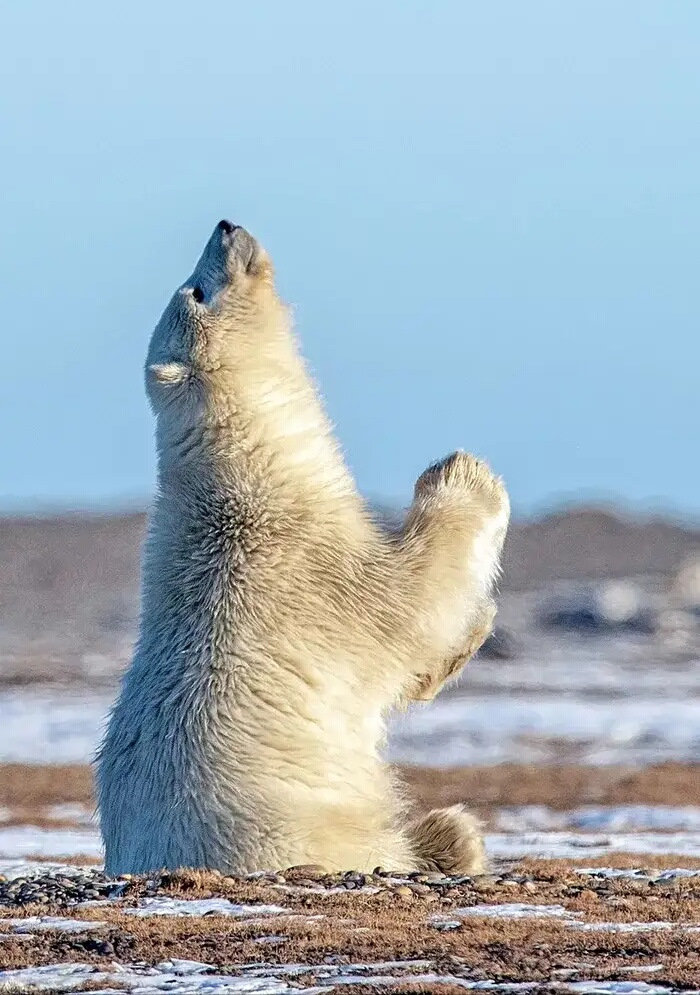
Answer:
[95,220,510,877]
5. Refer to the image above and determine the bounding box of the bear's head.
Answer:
[145,220,287,423]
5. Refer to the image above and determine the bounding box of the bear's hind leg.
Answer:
[406,805,486,876]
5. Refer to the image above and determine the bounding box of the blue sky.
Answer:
[1,1,698,516]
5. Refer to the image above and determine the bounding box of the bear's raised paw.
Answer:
[414,450,508,518]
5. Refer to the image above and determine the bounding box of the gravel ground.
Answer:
[2,865,700,992]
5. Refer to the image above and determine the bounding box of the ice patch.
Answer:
[124,897,289,918]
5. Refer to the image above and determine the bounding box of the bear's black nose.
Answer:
[218,219,235,234]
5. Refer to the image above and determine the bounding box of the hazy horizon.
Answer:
[1,1,698,516]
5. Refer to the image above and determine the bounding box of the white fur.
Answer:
[95,221,510,876]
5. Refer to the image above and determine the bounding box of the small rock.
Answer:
[84,938,115,956]
[408,883,432,896]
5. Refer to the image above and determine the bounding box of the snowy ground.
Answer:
[2,598,700,990]
[6,803,700,869]
[2,656,700,768]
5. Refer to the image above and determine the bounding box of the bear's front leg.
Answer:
[410,597,497,702]
[398,451,510,701]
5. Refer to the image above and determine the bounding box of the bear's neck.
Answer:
[155,349,372,538]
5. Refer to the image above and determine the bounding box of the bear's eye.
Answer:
[191,286,204,304]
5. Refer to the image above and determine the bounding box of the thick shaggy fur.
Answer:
[95,220,510,876]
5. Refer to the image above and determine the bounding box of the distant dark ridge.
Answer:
[502,506,700,590]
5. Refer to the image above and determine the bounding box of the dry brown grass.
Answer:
[3,764,700,989]
[0,765,93,810]
[522,854,700,872]
[402,761,700,812]
[1,867,700,986]
[4,762,700,824]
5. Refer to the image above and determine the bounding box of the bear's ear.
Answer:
[148,362,190,386]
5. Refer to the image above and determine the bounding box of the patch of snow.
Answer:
[497,805,700,833]
[326,975,533,989]
[565,983,693,995]
[47,803,96,825]
[487,831,700,860]
[0,693,110,764]
[0,860,99,880]
[3,959,693,995]
[577,867,700,881]
[4,689,700,768]
[0,961,293,993]
[243,960,434,978]
[449,903,582,920]
[155,960,213,974]
[124,897,289,918]
[0,959,544,994]
[5,916,106,934]
[389,695,700,767]
[569,920,698,933]
[0,825,102,858]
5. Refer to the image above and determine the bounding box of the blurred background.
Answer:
[0,0,699,861]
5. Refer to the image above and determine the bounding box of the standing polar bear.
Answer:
[96,220,510,876]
